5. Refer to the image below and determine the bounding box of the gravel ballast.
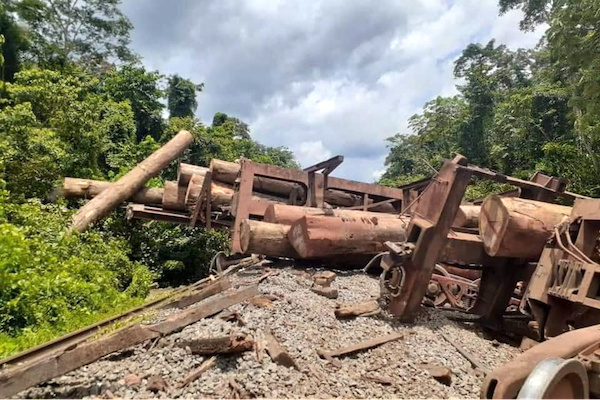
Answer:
[17,266,521,399]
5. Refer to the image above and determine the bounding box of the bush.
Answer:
[101,213,230,286]
[0,198,153,357]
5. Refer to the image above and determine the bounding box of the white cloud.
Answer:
[293,141,332,168]
[123,0,546,182]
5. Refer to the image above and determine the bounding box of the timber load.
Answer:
[60,156,426,230]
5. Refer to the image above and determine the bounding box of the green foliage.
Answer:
[102,65,165,140]
[128,222,229,285]
[0,198,152,357]
[0,68,137,198]
[0,0,303,360]
[167,74,203,119]
[499,0,551,31]
[382,3,600,198]
[6,0,135,70]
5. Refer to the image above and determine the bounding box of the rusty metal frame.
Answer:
[379,155,473,319]
[521,198,600,338]
[126,204,190,225]
[230,158,407,254]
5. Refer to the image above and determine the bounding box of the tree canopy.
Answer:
[381,1,600,198]
[0,0,298,356]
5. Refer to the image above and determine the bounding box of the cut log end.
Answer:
[480,195,572,258]
[240,219,297,258]
[480,195,511,257]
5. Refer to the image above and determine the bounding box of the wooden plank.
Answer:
[0,285,259,398]
[317,331,403,359]
[177,333,253,355]
[178,356,216,388]
[264,331,299,370]
[161,279,231,309]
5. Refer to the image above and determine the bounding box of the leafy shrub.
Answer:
[101,213,230,286]
[0,198,153,357]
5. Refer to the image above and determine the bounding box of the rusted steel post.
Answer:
[382,155,472,320]
[70,130,193,232]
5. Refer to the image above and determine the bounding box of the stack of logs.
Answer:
[61,158,574,264]
[61,159,406,224]
[239,197,572,262]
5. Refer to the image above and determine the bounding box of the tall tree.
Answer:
[454,40,533,165]
[102,65,165,140]
[7,0,135,69]
[167,74,203,118]
[499,0,552,30]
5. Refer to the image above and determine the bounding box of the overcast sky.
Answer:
[121,0,545,182]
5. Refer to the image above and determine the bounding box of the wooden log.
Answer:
[479,195,572,258]
[0,284,259,398]
[177,332,254,355]
[323,188,361,207]
[239,219,297,258]
[210,159,305,201]
[70,130,193,232]
[263,204,405,225]
[212,181,286,210]
[61,178,164,205]
[288,215,408,258]
[185,173,206,209]
[177,163,209,187]
[162,180,187,211]
[210,159,241,184]
[264,331,299,370]
[452,205,480,228]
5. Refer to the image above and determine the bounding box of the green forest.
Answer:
[0,0,598,357]
[0,0,297,356]
[380,0,600,199]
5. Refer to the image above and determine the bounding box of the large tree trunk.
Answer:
[70,130,193,232]
[479,195,572,259]
[178,163,209,188]
[239,219,297,258]
[210,159,306,201]
[453,205,480,228]
[288,215,408,258]
[61,178,164,205]
[162,180,187,211]
[263,204,406,225]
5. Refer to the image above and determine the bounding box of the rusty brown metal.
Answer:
[521,198,600,339]
[126,204,190,225]
[426,266,479,310]
[230,158,407,254]
[378,155,472,319]
[482,324,600,399]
